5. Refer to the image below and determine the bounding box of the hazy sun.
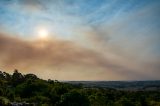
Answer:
[33,27,51,48]
[37,28,49,39]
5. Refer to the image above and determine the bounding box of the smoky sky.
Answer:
[0,0,160,80]
[0,33,159,80]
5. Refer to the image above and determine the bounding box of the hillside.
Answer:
[0,70,160,106]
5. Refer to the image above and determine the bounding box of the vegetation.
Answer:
[0,69,160,106]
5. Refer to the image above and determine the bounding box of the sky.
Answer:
[0,0,160,80]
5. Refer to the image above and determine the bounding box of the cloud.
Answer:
[67,1,160,81]
[77,2,160,80]
[0,33,150,80]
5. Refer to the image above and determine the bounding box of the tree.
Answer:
[0,71,5,80]
[114,97,135,106]
[58,90,89,106]
[24,74,38,81]
[12,69,24,86]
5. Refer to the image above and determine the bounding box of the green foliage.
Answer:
[88,90,108,106]
[0,96,10,106]
[0,70,160,106]
[58,90,89,106]
[114,97,135,106]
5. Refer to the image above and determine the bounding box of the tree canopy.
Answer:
[0,70,160,106]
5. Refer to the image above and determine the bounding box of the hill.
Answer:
[0,69,160,106]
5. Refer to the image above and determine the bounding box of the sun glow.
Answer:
[37,28,49,39]
[33,27,51,48]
